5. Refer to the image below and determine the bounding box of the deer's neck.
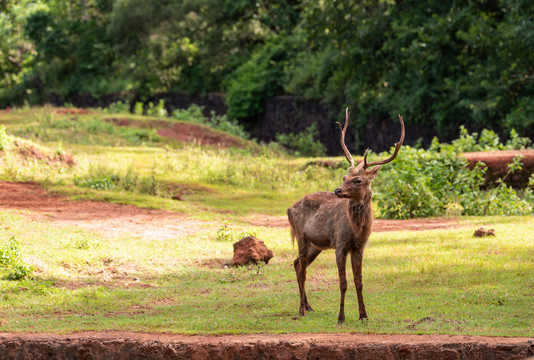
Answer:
[347,191,373,236]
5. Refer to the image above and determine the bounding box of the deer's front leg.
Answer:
[336,249,349,324]
[351,248,368,320]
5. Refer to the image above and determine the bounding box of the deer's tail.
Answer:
[287,208,298,247]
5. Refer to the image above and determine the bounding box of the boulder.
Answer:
[474,228,496,237]
[232,236,274,266]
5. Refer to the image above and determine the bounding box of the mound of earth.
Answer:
[0,332,532,360]
[2,139,76,167]
[104,117,248,148]
[53,108,93,115]
[463,149,534,188]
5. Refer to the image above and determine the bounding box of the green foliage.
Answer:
[208,112,249,139]
[74,163,164,197]
[146,99,168,117]
[2,0,534,146]
[0,125,11,150]
[5,263,34,281]
[447,126,531,152]
[276,124,326,157]
[0,236,22,267]
[105,101,130,114]
[171,104,250,139]
[226,36,299,119]
[0,236,34,281]
[133,102,144,115]
[215,224,258,243]
[171,104,205,123]
[376,142,533,219]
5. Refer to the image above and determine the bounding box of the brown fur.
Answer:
[287,166,379,324]
[287,109,404,324]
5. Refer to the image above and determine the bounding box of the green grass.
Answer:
[0,210,532,335]
[0,107,533,336]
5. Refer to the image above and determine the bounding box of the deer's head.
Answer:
[334,108,404,201]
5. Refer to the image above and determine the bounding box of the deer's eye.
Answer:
[354,179,362,184]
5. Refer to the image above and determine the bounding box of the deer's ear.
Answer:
[365,165,381,180]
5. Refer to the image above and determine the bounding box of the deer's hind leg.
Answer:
[294,243,322,316]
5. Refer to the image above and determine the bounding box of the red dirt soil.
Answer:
[0,182,214,240]
[0,182,463,236]
[463,149,534,188]
[0,332,532,359]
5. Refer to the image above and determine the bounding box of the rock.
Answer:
[232,236,274,266]
[474,228,496,237]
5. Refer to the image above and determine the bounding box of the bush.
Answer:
[226,36,298,119]
[375,140,533,219]
[447,126,531,153]
[105,101,130,114]
[0,236,34,281]
[171,104,205,124]
[276,124,326,157]
[171,105,250,139]
[215,224,258,242]
[0,125,10,150]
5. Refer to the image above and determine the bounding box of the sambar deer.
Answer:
[287,108,404,324]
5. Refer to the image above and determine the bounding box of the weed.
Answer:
[133,102,144,115]
[105,101,130,114]
[146,99,168,117]
[0,236,34,281]
[0,125,10,150]
[5,264,34,281]
[215,224,259,242]
[0,236,22,266]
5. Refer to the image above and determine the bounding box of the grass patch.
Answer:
[0,106,533,336]
[0,209,532,336]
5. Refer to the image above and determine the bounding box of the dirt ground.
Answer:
[0,182,532,358]
[0,182,463,238]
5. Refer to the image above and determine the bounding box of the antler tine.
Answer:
[362,148,370,169]
[363,114,405,169]
[336,107,354,168]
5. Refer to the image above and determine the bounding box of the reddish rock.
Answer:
[232,236,274,266]
[474,228,496,237]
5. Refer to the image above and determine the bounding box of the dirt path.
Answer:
[0,182,463,238]
[0,181,215,240]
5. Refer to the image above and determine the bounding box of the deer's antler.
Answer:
[336,107,354,169]
[362,114,405,169]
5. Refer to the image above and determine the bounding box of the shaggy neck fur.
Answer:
[347,189,373,235]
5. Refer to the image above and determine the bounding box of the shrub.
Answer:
[375,141,533,219]
[0,125,10,150]
[105,101,130,114]
[0,236,34,281]
[171,104,206,123]
[146,99,167,117]
[276,124,326,157]
[447,126,531,152]
[215,224,258,242]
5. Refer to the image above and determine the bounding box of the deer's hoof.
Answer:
[305,303,314,312]
[299,308,306,317]
[359,314,368,321]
